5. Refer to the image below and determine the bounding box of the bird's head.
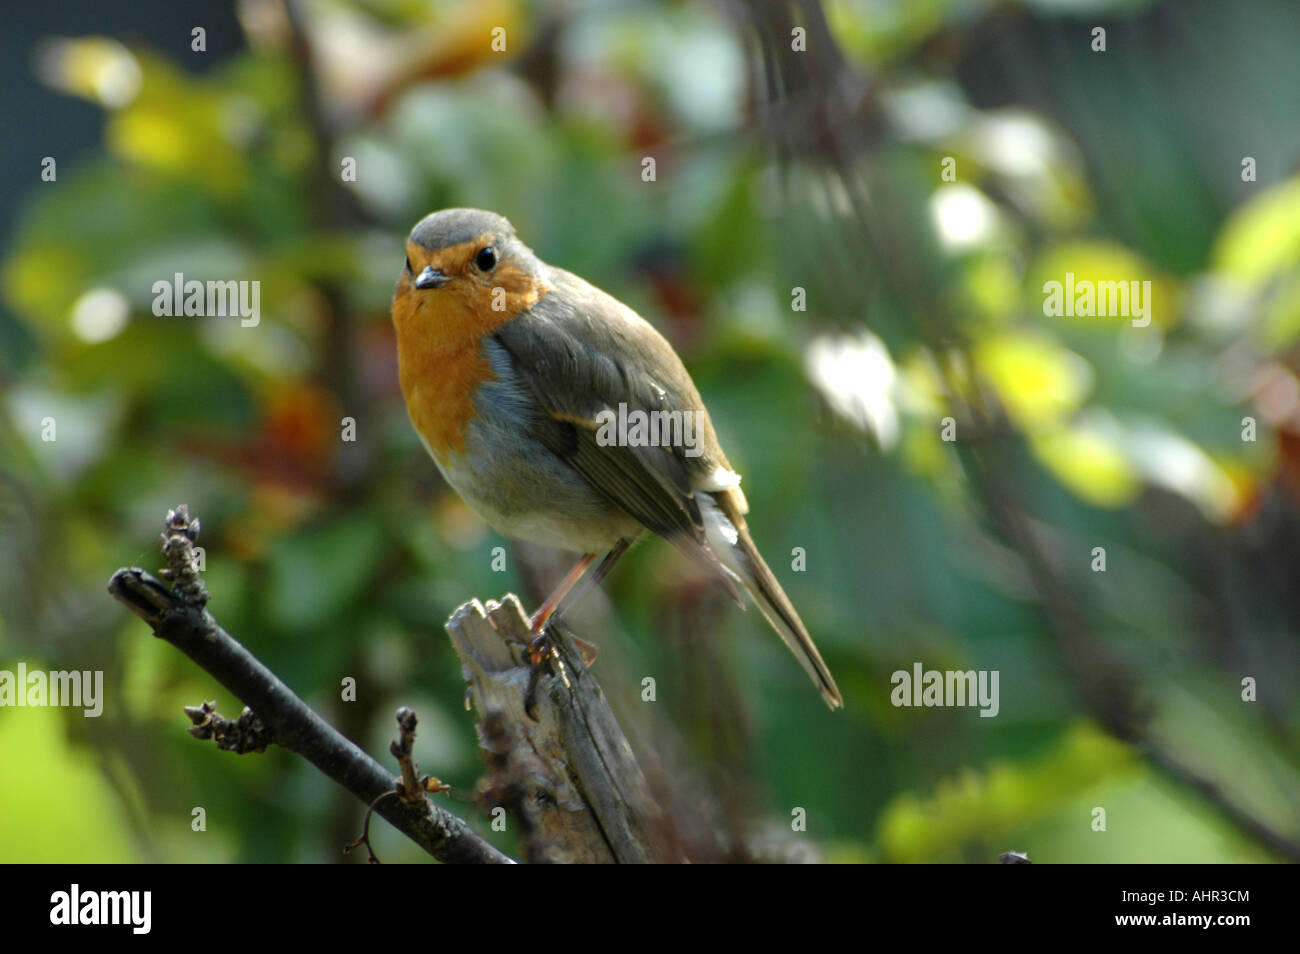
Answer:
[390,209,551,455]
[397,208,546,312]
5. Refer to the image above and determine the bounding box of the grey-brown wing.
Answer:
[491,274,724,560]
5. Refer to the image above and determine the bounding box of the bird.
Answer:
[391,208,843,709]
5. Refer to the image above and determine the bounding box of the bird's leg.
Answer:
[523,554,589,720]
[525,552,596,679]
[576,538,632,601]
[546,538,631,665]
[534,539,632,656]
[523,543,631,718]
[528,553,597,638]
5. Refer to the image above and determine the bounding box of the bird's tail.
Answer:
[699,492,844,710]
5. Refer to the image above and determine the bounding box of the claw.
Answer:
[523,627,557,721]
[569,634,600,667]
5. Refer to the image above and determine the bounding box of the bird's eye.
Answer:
[404,255,412,273]
[475,246,497,271]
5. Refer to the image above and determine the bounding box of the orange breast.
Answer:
[402,348,490,462]
[392,265,545,460]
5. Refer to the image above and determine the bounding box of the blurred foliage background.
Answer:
[2,0,1299,863]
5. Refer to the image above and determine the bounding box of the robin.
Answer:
[391,208,843,709]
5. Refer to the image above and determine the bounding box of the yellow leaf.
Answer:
[1213,177,1300,286]
[0,693,138,862]
[1030,422,1140,508]
[1032,240,1177,329]
[975,333,1092,430]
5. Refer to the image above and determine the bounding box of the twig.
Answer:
[108,505,513,865]
[344,790,395,864]
[345,709,453,863]
[390,706,452,808]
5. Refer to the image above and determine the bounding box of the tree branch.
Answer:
[446,596,671,863]
[107,506,513,865]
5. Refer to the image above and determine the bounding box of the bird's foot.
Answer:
[568,633,600,667]
[525,626,557,667]
[523,626,557,721]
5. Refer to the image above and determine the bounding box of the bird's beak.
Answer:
[414,266,449,289]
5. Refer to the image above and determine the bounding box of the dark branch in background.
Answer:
[280,0,391,854]
[108,506,513,865]
[738,0,1300,863]
[971,451,1300,864]
[282,0,377,501]
[1140,739,1300,863]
